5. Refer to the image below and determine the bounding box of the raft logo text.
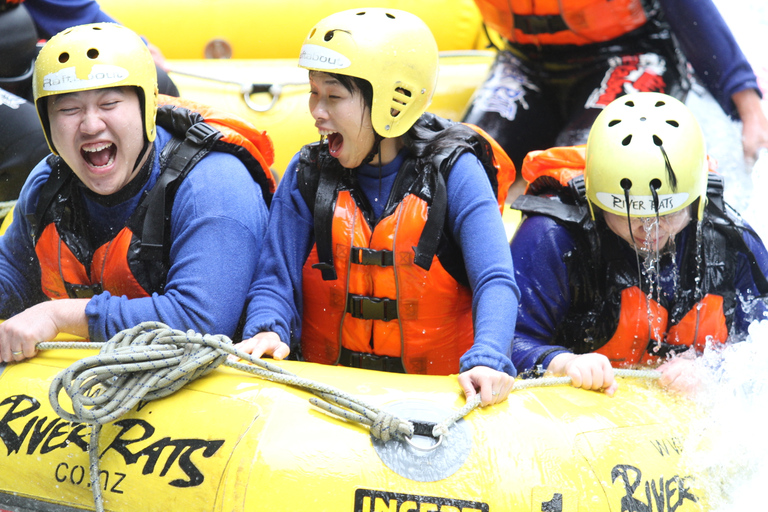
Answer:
[0,394,225,488]
[354,489,488,512]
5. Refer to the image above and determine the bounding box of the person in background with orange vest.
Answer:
[509,92,768,396]
[0,23,275,363]
[0,0,178,203]
[465,0,768,200]
[235,8,519,406]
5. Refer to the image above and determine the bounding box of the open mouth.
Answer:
[320,129,343,158]
[81,142,116,169]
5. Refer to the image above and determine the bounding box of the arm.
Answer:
[509,215,574,370]
[85,151,269,342]
[23,0,117,39]
[659,0,768,160]
[236,154,314,358]
[24,0,171,71]
[0,161,88,362]
[729,224,768,333]
[509,214,616,394]
[445,153,518,404]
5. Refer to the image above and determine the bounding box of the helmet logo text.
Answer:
[597,191,689,216]
[298,44,351,70]
[43,64,129,92]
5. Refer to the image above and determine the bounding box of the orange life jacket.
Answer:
[513,145,768,364]
[298,113,514,374]
[32,96,275,300]
[474,0,648,46]
[594,287,727,366]
[301,190,475,375]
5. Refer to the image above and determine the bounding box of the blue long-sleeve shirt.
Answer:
[244,148,519,375]
[659,0,761,116]
[509,214,768,373]
[22,0,116,38]
[0,125,269,342]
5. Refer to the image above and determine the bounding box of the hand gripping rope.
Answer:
[37,322,661,511]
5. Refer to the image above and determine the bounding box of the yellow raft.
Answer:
[96,0,490,59]
[0,346,708,511]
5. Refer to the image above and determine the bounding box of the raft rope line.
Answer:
[37,322,661,511]
[0,200,16,220]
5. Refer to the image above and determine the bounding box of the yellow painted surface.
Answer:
[0,351,708,511]
[98,0,489,59]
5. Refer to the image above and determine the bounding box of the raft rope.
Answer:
[38,322,661,511]
[0,200,16,220]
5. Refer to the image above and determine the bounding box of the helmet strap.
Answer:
[133,139,152,176]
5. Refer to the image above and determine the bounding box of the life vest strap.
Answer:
[514,14,569,36]
[64,282,103,299]
[338,347,405,373]
[351,247,394,267]
[346,294,398,322]
[512,194,587,223]
[140,121,221,260]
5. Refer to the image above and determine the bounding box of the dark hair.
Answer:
[325,72,373,110]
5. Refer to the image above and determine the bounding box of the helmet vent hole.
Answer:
[58,52,70,64]
[620,178,632,191]
[655,100,666,107]
[625,100,635,107]
[650,178,662,190]
[666,120,679,127]
[653,135,663,146]
[87,48,99,59]
[309,28,316,38]
[385,12,395,19]
[621,135,632,146]
[324,31,334,41]
[608,119,621,127]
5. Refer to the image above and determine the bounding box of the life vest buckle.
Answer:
[338,347,405,373]
[64,282,103,299]
[513,14,568,36]
[186,122,221,147]
[351,247,394,267]
[347,294,398,322]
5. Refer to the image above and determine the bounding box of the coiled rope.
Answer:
[39,322,661,511]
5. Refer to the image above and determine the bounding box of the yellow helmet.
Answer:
[585,92,708,220]
[298,8,438,138]
[33,23,158,155]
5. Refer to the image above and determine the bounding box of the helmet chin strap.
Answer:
[132,139,151,175]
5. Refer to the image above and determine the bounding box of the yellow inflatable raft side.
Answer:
[0,350,708,511]
[97,0,490,59]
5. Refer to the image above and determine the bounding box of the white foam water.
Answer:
[681,321,768,509]
[675,0,768,507]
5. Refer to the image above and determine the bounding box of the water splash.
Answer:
[680,320,768,509]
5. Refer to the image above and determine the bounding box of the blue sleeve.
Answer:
[242,153,314,348]
[446,153,519,376]
[731,225,768,332]
[509,214,576,373]
[84,151,269,342]
[0,161,52,317]
[659,0,760,116]
[24,0,117,39]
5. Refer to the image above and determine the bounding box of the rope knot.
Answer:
[371,411,411,442]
